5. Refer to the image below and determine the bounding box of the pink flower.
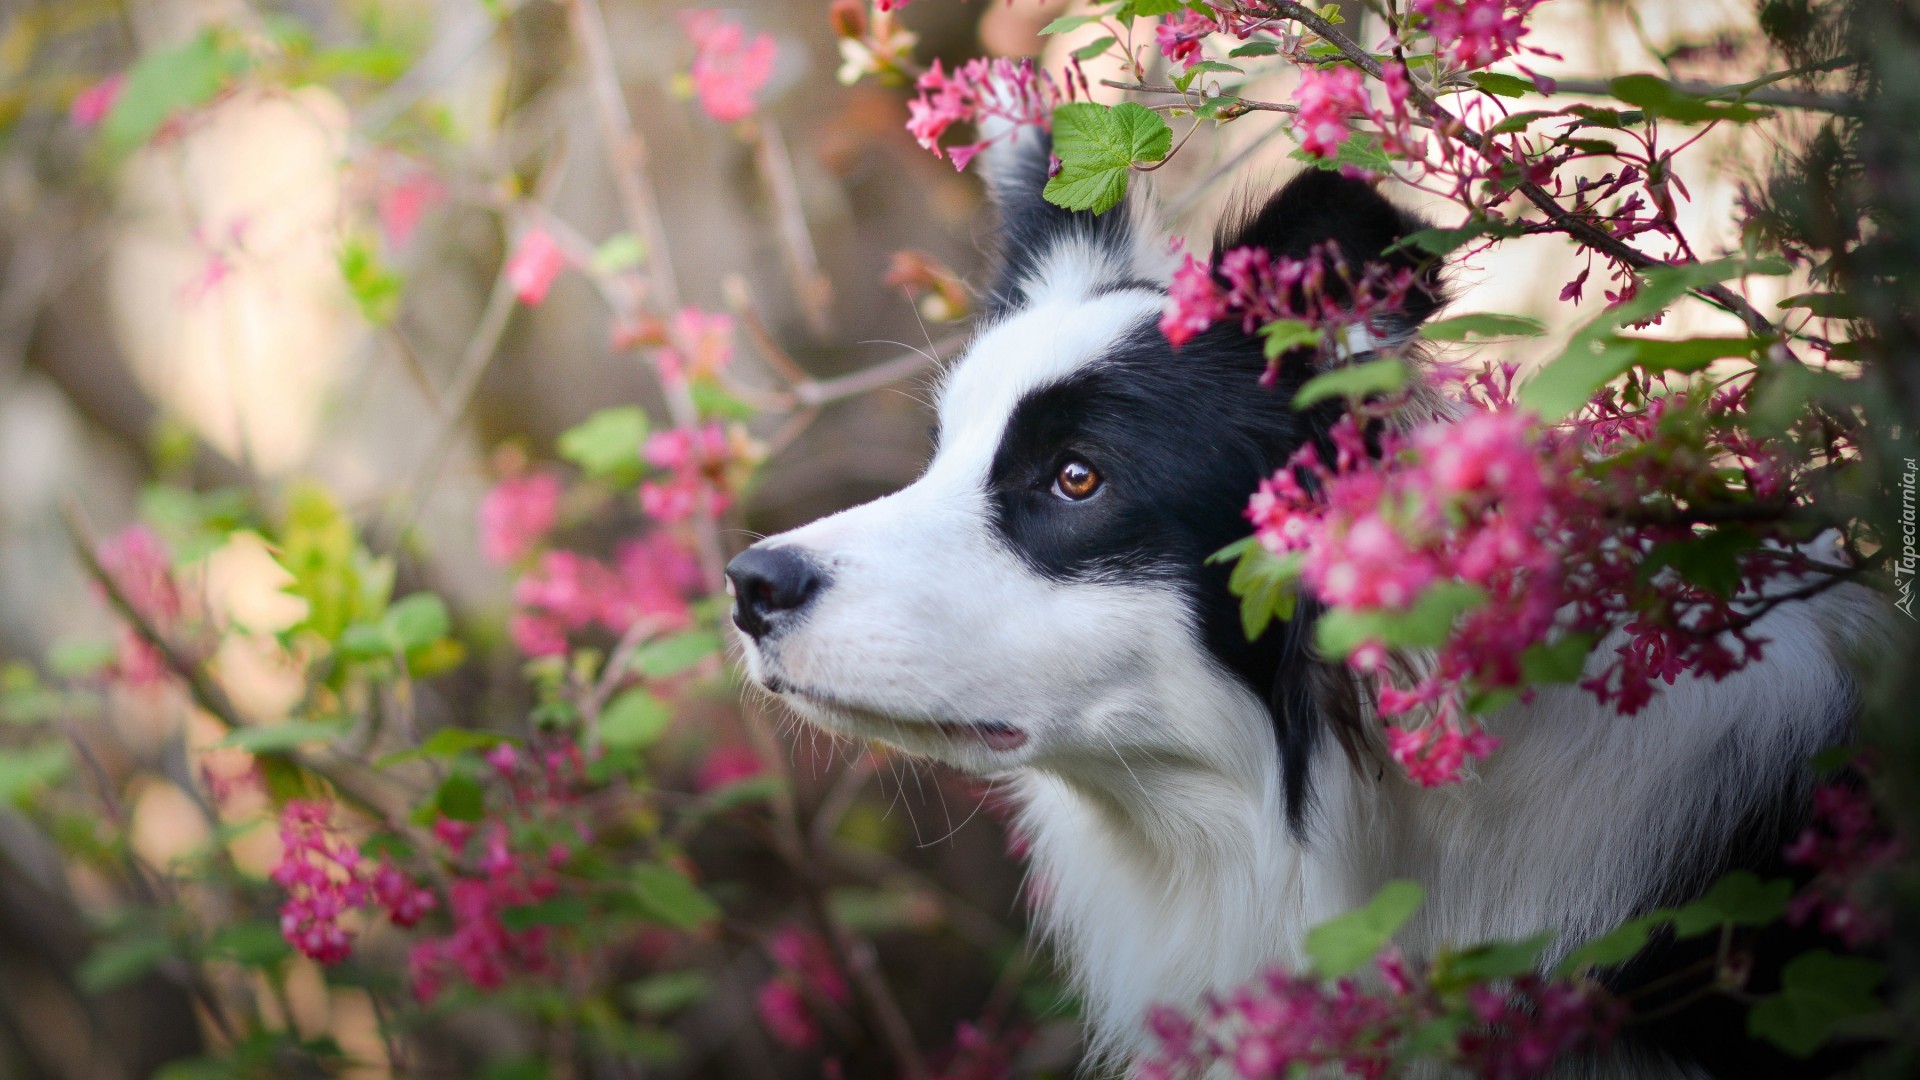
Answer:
[681,12,778,123]
[1161,252,1230,348]
[768,926,850,1006]
[641,423,737,523]
[1385,720,1499,787]
[756,978,819,1049]
[1292,66,1370,159]
[696,744,767,792]
[479,473,562,566]
[906,57,1060,171]
[506,227,567,306]
[71,74,125,129]
[657,307,735,384]
[1156,10,1218,70]
[380,170,445,249]
[1410,0,1543,70]
[272,800,434,963]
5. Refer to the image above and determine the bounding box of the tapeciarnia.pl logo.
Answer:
[1898,457,1918,621]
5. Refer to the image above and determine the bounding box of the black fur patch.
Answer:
[981,130,1145,321]
[979,165,1441,828]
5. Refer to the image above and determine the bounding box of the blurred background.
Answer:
[0,1,1824,1077]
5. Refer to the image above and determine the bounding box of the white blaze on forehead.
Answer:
[930,290,1164,487]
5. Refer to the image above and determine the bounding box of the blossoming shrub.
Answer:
[0,1,1912,1078]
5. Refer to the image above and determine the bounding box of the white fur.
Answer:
[731,198,1890,1073]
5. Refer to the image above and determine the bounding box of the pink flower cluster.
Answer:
[1159,242,1417,371]
[641,422,738,523]
[1240,368,1824,785]
[1293,67,1370,159]
[1457,976,1626,1079]
[408,740,590,1001]
[71,74,126,129]
[681,12,778,124]
[656,307,735,384]
[1137,952,1618,1079]
[927,1021,1027,1080]
[755,925,851,1050]
[907,57,1062,172]
[271,801,435,964]
[510,533,701,657]
[1784,783,1902,948]
[379,168,445,249]
[479,472,562,566]
[95,525,184,686]
[1410,0,1545,70]
[1156,9,1221,70]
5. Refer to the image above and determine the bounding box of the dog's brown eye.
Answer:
[1052,459,1101,501]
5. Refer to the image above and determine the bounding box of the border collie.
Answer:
[726,131,1885,1076]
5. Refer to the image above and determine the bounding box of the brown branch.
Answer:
[1101,79,1299,113]
[1262,2,1779,338]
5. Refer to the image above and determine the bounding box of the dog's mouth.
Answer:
[768,677,1030,754]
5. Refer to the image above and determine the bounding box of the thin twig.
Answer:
[1102,79,1299,113]
[755,124,834,336]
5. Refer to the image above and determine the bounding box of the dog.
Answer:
[725,130,1885,1076]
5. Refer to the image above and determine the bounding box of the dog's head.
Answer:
[728,133,1439,821]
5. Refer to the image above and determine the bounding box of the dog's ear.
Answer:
[978,130,1175,321]
[1215,169,1444,335]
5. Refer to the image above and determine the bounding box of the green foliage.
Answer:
[1748,951,1886,1057]
[1313,583,1487,660]
[340,235,404,325]
[1305,880,1424,977]
[599,688,674,751]
[558,407,651,483]
[100,31,251,155]
[0,742,71,808]
[1608,74,1771,124]
[630,864,720,930]
[1044,102,1174,214]
[1420,313,1547,342]
[1293,357,1409,409]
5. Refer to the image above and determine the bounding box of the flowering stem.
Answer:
[1263,0,1782,339]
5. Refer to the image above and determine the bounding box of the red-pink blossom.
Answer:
[641,423,738,523]
[1385,719,1500,788]
[681,11,778,124]
[272,800,434,964]
[508,533,699,656]
[1411,0,1544,70]
[756,978,819,1049]
[657,307,735,384]
[1161,252,1230,348]
[506,227,567,306]
[906,57,1060,171]
[479,473,562,566]
[696,743,767,792]
[379,170,445,249]
[70,74,125,129]
[1784,783,1901,947]
[1156,10,1219,70]
[1292,66,1369,159]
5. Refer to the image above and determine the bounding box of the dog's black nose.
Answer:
[726,546,825,639]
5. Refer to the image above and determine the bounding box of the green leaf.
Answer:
[209,922,292,968]
[48,638,117,678]
[1305,880,1425,977]
[1777,292,1858,320]
[1486,110,1559,134]
[1642,525,1760,599]
[1615,335,1767,372]
[1260,320,1322,362]
[1670,870,1792,938]
[377,727,512,768]
[1313,583,1486,659]
[600,689,674,751]
[1421,313,1547,342]
[0,743,71,808]
[1229,41,1282,57]
[1609,73,1769,124]
[1290,129,1395,175]
[1748,951,1885,1058]
[590,232,647,274]
[80,933,175,992]
[1389,220,1527,257]
[1074,36,1118,61]
[218,718,352,753]
[627,971,713,1015]
[1293,358,1408,409]
[1044,102,1174,214]
[432,772,485,822]
[1557,913,1668,975]
[501,897,590,931]
[386,593,450,651]
[1435,930,1556,988]
[1469,72,1535,98]
[1518,633,1596,684]
[558,407,650,481]
[631,864,720,930]
[631,630,723,679]
[339,236,403,325]
[1184,60,1244,76]
[1226,547,1303,641]
[101,32,252,155]
[1522,259,1786,418]
[1040,14,1105,34]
